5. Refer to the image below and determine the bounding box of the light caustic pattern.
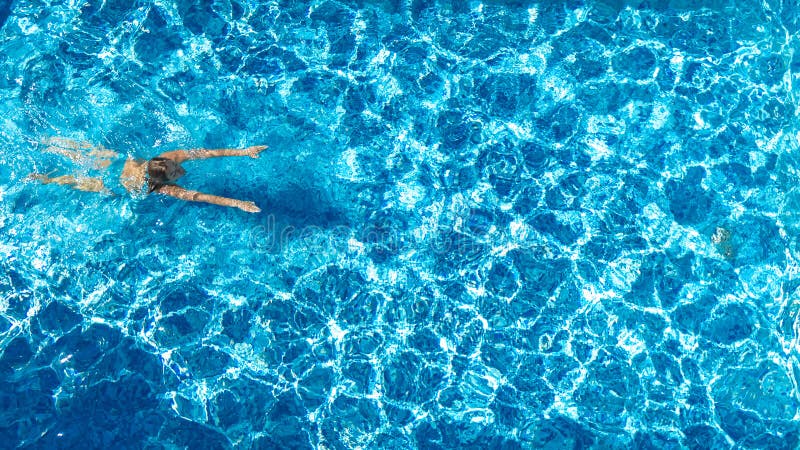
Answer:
[1,1,800,449]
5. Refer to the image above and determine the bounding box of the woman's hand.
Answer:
[238,201,261,213]
[246,145,268,158]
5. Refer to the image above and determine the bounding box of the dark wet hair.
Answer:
[147,157,186,192]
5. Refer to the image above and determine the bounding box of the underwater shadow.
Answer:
[0,0,13,32]
[261,181,352,229]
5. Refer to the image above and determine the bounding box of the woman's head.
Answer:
[147,157,186,192]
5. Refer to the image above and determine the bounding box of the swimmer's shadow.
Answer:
[270,183,351,227]
[216,181,351,228]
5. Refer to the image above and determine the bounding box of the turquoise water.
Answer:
[1,0,800,448]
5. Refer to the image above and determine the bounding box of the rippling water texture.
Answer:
[1,1,800,448]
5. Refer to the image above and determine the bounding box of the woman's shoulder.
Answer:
[120,158,147,194]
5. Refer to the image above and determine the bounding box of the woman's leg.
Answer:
[41,137,119,169]
[29,173,108,193]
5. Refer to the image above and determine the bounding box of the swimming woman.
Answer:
[29,137,266,213]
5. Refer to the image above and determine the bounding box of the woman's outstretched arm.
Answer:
[154,184,261,213]
[157,145,267,163]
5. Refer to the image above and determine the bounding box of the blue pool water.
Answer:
[1,0,800,448]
